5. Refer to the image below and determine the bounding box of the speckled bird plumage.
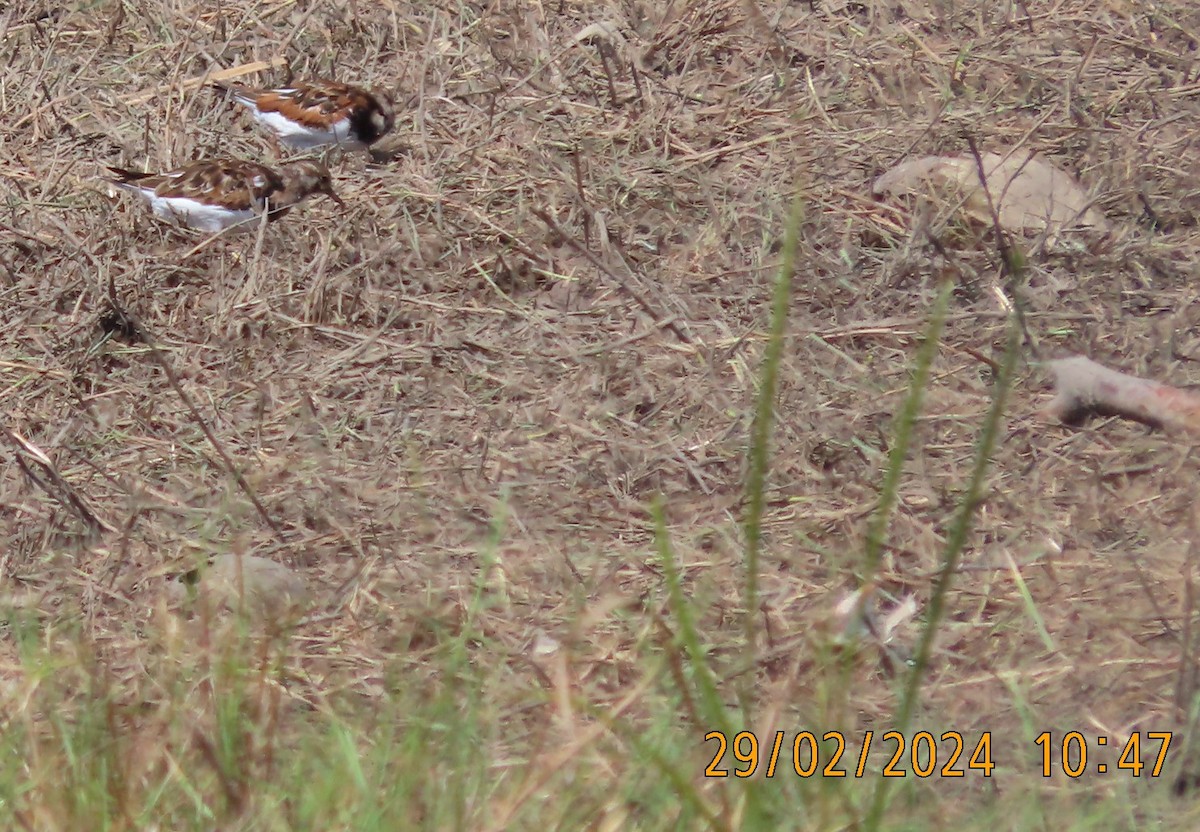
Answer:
[108,158,343,231]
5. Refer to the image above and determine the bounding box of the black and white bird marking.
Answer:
[213,79,396,151]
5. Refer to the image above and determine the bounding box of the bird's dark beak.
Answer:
[325,186,345,208]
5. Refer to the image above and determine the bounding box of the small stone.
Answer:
[171,554,310,622]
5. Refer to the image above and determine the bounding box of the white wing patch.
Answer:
[250,109,358,150]
[144,193,258,232]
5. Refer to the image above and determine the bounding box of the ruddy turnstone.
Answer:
[213,79,395,151]
[107,158,343,232]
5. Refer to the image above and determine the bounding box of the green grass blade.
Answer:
[652,499,729,736]
[861,279,954,580]
[742,187,804,696]
[865,308,1020,830]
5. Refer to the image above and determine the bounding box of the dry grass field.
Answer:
[5,0,1200,828]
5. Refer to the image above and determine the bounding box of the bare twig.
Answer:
[103,280,288,545]
[533,208,696,346]
[0,425,116,536]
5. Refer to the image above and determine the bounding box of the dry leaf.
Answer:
[574,21,626,46]
[530,629,560,658]
[873,150,1111,246]
[878,594,918,644]
[830,585,919,649]
[831,584,876,645]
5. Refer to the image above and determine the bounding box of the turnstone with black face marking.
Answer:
[107,158,343,232]
[213,79,396,151]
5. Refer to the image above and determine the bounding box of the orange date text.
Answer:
[703,731,995,779]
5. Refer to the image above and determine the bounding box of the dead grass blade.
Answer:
[119,57,288,106]
[0,424,116,536]
[102,286,287,547]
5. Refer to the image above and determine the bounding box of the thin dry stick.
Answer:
[554,315,680,360]
[0,425,117,536]
[119,57,289,106]
[228,198,273,311]
[964,133,1040,359]
[1180,547,1197,714]
[482,674,661,832]
[104,281,287,545]
[533,208,696,346]
[1174,495,1200,794]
